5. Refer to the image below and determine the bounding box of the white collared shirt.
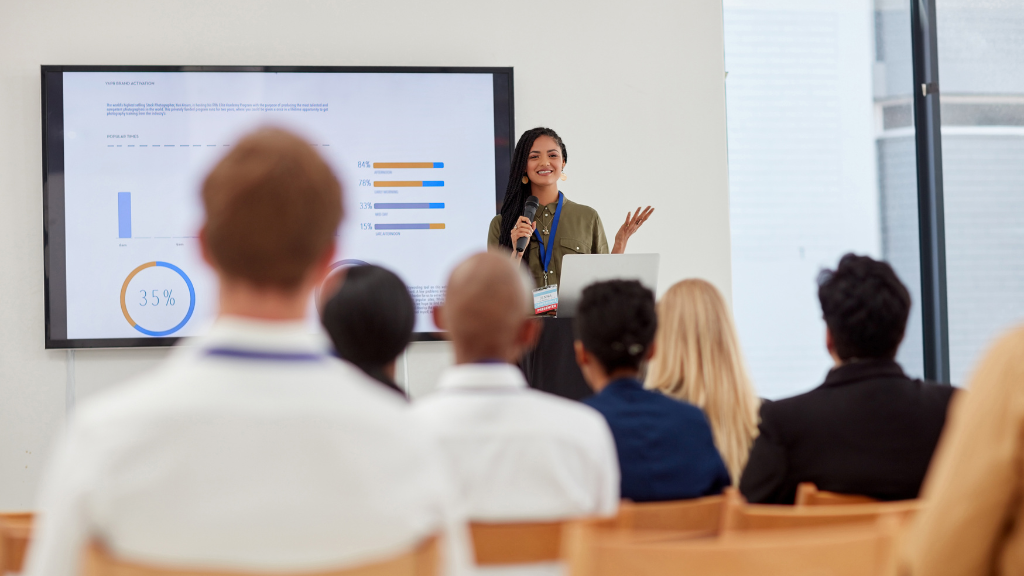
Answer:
[25,317,470,576]
[413,363,619,521]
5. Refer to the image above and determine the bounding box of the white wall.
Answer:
[0,0,732,509]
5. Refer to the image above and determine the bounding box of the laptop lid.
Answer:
[557,254,660,318]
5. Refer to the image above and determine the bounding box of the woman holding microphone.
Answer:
[488,127,654,291]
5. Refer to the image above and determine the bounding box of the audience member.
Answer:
[576,280,730,502]
[24,128,467,576]
[321,264,415,397]
[645,279,760,485]
[414,253,618,573]
[902,327,1024,576]
[740,253,955,504]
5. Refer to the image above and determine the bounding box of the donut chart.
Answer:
[120,261,196,337]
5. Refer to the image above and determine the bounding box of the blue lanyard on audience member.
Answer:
[205,348,325,362]
[533,192,564,287]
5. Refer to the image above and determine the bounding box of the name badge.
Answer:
[533,285,558,315]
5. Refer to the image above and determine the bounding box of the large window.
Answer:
[936,0,1024,384]
[724,0,921,399]
[727,0,1024,395]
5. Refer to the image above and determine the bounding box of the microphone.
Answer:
[517,196,540,253]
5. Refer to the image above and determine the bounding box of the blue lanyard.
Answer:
[533,192,564,285]
[205,348,325,362]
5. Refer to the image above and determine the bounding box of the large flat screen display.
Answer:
[42,66,514,348]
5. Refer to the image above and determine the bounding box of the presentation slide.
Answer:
[55,70,501,342]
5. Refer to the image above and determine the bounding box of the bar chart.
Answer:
[118,192,131,238]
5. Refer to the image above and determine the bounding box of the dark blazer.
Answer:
[740,359,955,504]
[583,378,731,502]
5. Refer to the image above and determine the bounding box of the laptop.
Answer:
[557,254,660,318]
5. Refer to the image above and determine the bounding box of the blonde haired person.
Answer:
[644,279,760,484]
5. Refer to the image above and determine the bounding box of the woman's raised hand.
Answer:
[510,216,536,262]
[612,206,654,254]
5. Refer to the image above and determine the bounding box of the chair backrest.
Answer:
[82,536,439,576]
[469,521,565,566]
[0,512,34,574]
[795,483,880,506]
[615,495,723,534]
[721,488,922,532]
[563,516,899,576]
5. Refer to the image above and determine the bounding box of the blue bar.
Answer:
[422,181,444,187]
[433,162,444,168]
[374,203,445,209]
[376,224,429,230]
[118,192,131,238]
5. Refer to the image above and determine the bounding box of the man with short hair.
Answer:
[25,128,467,576]
[740,253,956,504]
[576,280,730,502]
[413,253,618,574]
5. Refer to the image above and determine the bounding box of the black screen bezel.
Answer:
[42,65,514,349]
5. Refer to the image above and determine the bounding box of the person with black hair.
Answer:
[576,280,730,502]
[320,264,414,397]
[740,253,956,504]
[487,127,654,291]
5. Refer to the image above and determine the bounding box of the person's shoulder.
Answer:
[581,388,610,409]
[647,389,710,419]
[521,388,610,428]
[489,213,502,228]
[950,324,1024,398]
[908,377,957,403]
[561,197,599,220]
[751,388,814,426]
[319,357,414,416]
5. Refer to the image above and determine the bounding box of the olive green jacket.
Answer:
[488,195,610,288]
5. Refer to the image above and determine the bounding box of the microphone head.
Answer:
[522,196,540,220]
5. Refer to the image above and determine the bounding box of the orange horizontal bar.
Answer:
[374,162,435,169]
[375,181,422,187]
[429,223,446,230]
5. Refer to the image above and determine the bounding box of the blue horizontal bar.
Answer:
[374,203,445,209]
[422,181,444,187]
[433,162,444,168]
[376,223,430,230]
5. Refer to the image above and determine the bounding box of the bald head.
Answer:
[438,253,536,363]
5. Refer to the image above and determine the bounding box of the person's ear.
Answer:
[518,318,543,350]
[825,327,835,354]
[574,340,587,368]
[312,245,336,283]
[432,305,446,331]
[198,225,222,273]
[643,341,657,362]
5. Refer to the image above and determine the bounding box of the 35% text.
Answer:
[140,289,176,307]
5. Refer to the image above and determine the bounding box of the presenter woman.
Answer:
[488,127,654,291]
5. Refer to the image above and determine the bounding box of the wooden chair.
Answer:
[563,515,899,576]
[0,512,34,574]
[614,495,723,535]
[82,536,439,576]
[795,483,880,506]
[469,521,565,566]
[721,488,922,532]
